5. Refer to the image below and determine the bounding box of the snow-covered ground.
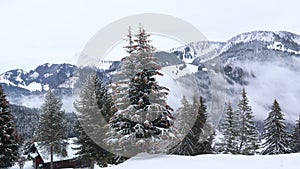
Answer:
[10,161,34,169]
[9,153,300,169]
[105,154,300,169]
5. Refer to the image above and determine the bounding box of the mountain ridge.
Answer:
[1,30,300,122]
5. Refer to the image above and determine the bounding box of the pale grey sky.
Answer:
[0,0,299,72]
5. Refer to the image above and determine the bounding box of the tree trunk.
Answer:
[50,144,54,169]
[90,160,95,169]
[238,112,245,154]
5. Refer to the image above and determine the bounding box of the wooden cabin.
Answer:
[42,159,90,169]
[27,138,90,169]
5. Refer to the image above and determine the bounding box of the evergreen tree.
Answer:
[291,115,300,153]
[236,88,260,155]
[123,26,136,54]
[35,91,67,169]
[262,100,290,155]
[195,97,214,154]
[74,74,116,167]
[0,85,19,168]
[168,97,212,155]
[95,74,116,123]
[199,120,215,151]
[106,26,177,157]
[134,25,155,52]
[174,96,196,135]
[221,102,239,154]
[110,26,139,114]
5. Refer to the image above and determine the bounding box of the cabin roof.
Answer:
[30,138,80,163]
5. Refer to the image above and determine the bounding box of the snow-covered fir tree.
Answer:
[134,25,155,52]
[74,74,116,167]
[291,115,300,153]
[0,84,19,168]
[106,26,177,157]
[262,99,290,155]
[95,75,116,123]
[197,97,214,153]
[35,90,67,169]
[110,27,139,114]
[221,102,239,154]
[199,120,215,149]
[168,97,212,155]
[236,88,260,155]
[123,26,135,54]
[174,96,197,135]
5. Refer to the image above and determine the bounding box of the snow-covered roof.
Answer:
[33,137,79,163]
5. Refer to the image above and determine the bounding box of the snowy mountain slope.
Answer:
[217,31,300,122]
[0,69,47,92]
[220,31,300,55]
[162,63,198,79]
[169,41,225,63]
[2,30,300,123]
[170,31,300,64]
[0,63,78,111]
[170,30,300,123]
[0,63,76,94]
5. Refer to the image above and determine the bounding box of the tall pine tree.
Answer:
[291,115,300,153]
[74,74,116,168]
[35,90,67,169]
[134,25,155,52]
[123,26,135,54]
[106,26,177,157]
[174,96,196,135]
[262,99,290,155]
[236,88,260,155]
[168,97,212,155]
[0,84,19,168]
[221,102,239,154]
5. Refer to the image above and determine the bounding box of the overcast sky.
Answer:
[0,0,299,73]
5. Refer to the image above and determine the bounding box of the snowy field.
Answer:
[106,154,300,169]
[10,153,300,169]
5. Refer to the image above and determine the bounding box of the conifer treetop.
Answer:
[262,99,290,155]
